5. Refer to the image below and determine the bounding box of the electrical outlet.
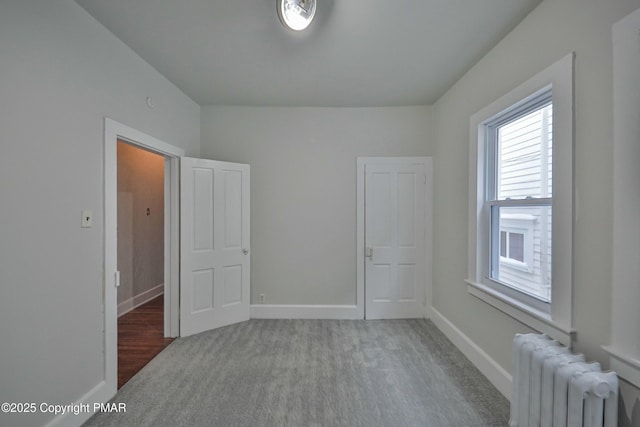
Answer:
[259,294,265,304]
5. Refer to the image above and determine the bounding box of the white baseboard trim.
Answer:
[429,306,512,401]
[250,304,361,320]
[44,379,116,427]
[117,284,164,317]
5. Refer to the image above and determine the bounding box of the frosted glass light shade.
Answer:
[278,0,316,31]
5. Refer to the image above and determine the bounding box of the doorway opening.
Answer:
[116,140,174,388]
[103,119,250,396]
[104,118,184,395]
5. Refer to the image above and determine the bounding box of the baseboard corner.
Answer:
[118,284,164,317]
[43,379,115,427]
[429,306,512,401]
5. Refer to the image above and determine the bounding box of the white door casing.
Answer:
[359,158,431,320]
[104,121,250,427]
[180,157,250,337]
[104,118,183,407]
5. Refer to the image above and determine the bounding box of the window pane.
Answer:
[509,232,524,262]
[491,205,552,302]
[497,104,553,200]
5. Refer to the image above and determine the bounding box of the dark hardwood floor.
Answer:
[118,295,175,389]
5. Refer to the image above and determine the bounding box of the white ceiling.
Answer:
[76,0,542,107]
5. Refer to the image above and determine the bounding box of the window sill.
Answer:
[466,279,574,347]
[603,346,640,389]
[499,257,532,273]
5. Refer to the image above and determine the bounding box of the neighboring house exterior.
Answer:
[496,104,553,301]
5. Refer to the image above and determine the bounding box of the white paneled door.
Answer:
[364,161,427,319]
[180,158,250,337]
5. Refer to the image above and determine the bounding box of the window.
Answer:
[467,53,574,345]
[499,214,534,270]
[487,97,552,302]
[501,231,524,261]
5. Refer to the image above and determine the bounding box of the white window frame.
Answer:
[466,52,575,346]
[486,92,551,305]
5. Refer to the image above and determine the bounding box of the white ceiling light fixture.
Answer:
[277,0,316,31]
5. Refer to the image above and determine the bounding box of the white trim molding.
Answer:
[117,285,164,317]
[467,280,574,347]
[250,304,360,320]
[430,306,512,400]
[103,118,184,404]
[356,157,433,320]
[467,53,575,343]
[43,381,113,427]
[606,7,640,389]
[604,346,640,390]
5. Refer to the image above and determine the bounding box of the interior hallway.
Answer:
[118,295,174,389]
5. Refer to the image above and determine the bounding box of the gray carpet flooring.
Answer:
[84,319,509,427]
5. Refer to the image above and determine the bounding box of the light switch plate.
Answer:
[81,210,93,228]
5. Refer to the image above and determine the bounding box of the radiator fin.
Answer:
[510,333,618,427]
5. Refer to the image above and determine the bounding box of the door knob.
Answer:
[242,248,249,255]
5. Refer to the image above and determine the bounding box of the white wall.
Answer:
[201,106,432,307]
[431,0,640,424]
[0,1,199,426]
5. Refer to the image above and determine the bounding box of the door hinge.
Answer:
[114,271,121,288]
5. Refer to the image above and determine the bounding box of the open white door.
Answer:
[180,157,250,337]
[364,160,427,319]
